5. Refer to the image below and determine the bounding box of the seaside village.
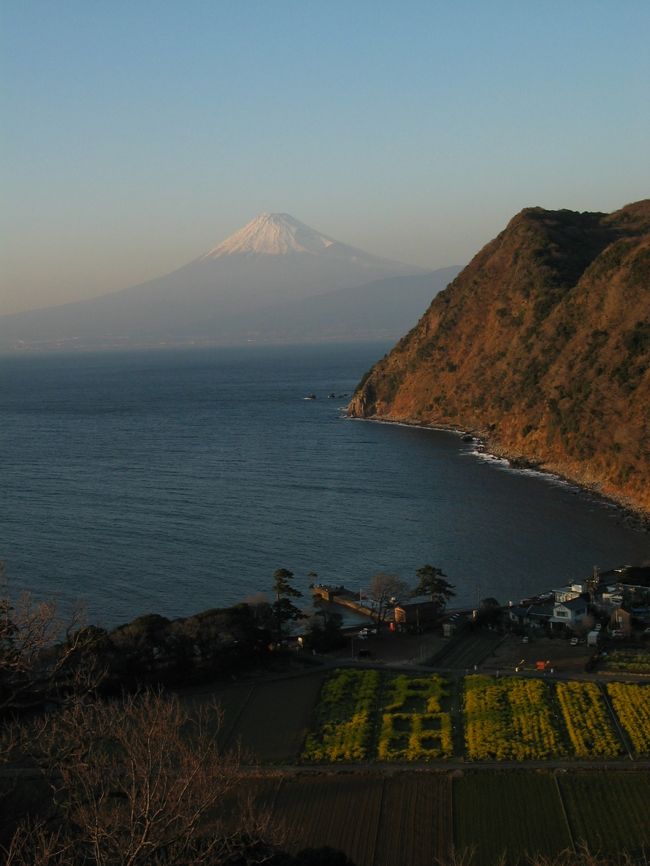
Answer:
[310,565,650,672]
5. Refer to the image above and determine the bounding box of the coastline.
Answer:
[346,414,650,534]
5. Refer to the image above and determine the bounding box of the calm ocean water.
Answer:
[1,343,648,627]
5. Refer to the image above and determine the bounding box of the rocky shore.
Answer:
[348,413,650,532]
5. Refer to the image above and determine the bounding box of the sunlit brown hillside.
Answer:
[349,200,650,514]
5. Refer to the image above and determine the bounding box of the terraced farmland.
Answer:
[199,669,649,767]
[225,673,326,761]
[302,669,453,762]
[374,774,451,866]
[182,668,650,865]
[249,772,452,866]
[558,771,650,855]
[237,770,650,865]
[187,671,326,761]
[606,682,650,755]
[453,772,572,865]
[274,775,385,866]
[463,675,566,760]
[556,681,622,758]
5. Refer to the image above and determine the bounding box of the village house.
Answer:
[506,565,648,638]
[609,606,632,637]
[550,597,589,630]
[600,587,624,609]
[552,585,583,603]
[507,597,589,633]
[393,600,438,631]
[507,602,552,629]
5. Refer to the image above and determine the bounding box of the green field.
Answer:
[559,771,650,855]
[241,772,452,866]
[601,649,650,675]
[274,775,385,866]
[187,671,326,762]
[224,674,326,762]
[233,770,650,865]
[453,772,572,866]
[374,774,451,866]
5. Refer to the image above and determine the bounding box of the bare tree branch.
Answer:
[4,689,281,865]
[1,569,106,720]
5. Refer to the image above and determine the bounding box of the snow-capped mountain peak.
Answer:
[202,212,340,258]
[0,210,435,350]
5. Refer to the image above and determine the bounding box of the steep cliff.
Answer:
[348,200,650,514]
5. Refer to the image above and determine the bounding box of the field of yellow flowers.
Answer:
[463,674,565,760]
[556,681,622,757]
[302,670,453,761]
[302,668,380,761]
[378,674,453,759]
[303,668,647,763]
[606,682,650,755]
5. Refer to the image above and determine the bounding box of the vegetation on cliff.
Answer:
[348,200,650,513]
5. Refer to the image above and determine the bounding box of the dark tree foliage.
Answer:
[272,569,302,601]
[305,610,345,652]
[271,569,304,638]
[411,564,456,613]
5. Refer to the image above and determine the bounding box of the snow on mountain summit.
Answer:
[203,212,348,258]
[0,210,432,349]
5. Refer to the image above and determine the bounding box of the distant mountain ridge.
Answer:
[348,200,650,514]
[0,213,448,349]
[215,268,462,344]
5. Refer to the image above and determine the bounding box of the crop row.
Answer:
[377,711,453,760]
[603,649,650,674]
[302,670,452,762]
[464,675,565,760]
[299,670,649,764]
[463,677,650,761]
[240,771,650,866]
[302,668,380,761]
[555,681,622,757]
[606,681,650,754]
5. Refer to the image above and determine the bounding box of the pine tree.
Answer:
[412,564,455,613]
[271,568,304,638]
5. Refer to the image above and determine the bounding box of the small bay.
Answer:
[0,343,647,627]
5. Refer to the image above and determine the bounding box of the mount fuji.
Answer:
[0,213,460,349]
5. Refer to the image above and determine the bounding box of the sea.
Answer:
[1,342,648,628]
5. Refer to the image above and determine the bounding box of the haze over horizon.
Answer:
[2,1,649,315]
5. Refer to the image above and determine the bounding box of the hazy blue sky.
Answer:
[2,1,649,314]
